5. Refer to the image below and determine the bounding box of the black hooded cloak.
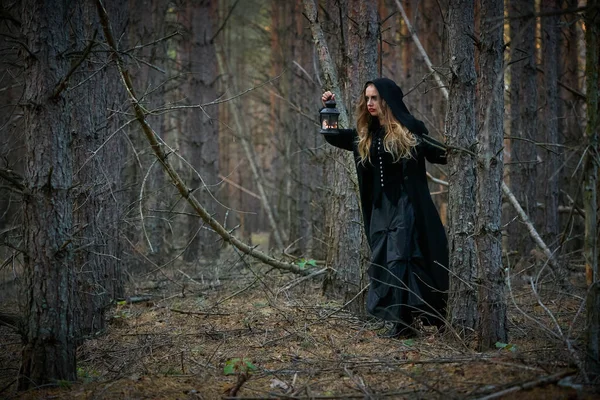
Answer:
[322,78,449,328]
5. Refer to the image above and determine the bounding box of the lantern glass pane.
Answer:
[329,115,338,129]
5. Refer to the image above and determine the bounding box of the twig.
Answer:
[394,0,448,98]
[125,295,154,304]
[162,307,230,316]
[177,269,204,286]
[343,366,374,399]
[122,31,179,53]
[529,280,588,383]
[502,181,564,280]
[211,0,239,43]
[228,373,250,397]
[210,278,259,308]
[474,370,576,400]
[139,158,158,253]
[319,283,370,320]
[505,267,567,341]
[218,174,261,200]
[150,72,285,114]
[52,30,98,98]
[279,268,328,292]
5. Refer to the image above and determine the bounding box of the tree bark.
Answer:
[304,0,376,313]
[126,0,170,265]
[584,0,600,377]
[178,0,220,261]
[507,0,538,257]
[540,0,560,242]
[18,0,77,388]
[0,4,23,289]
[70,0,126,340]
[476,0,507,349]
[446,0,478,334]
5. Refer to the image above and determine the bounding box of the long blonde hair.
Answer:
[356,84,417,164]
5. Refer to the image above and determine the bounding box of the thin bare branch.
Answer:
[95,0,310,276]
[394,0,448,99]
[52,30,98,98]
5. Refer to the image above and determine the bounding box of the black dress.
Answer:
[365,129,441,327]
[321,78,449,329]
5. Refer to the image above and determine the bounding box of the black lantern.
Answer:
[320,99,340,134]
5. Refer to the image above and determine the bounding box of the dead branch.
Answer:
[160,307,230,317]
[429,170,563,278]
[395,0,449,99]
[125,295,154,304]
[502,182,563,279]
[474,370,576,400]
[95,0,310,277]
[218,174,261,200]
[52,30,97,98]
[139,158,158,252]
[227,372,250,397]
[279,267,328,292]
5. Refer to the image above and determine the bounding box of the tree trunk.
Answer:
[270,0,323,257]
[329,0,378,312]
[558,0,584,255]
[18,0,77,388]
[126,0,170,267]
[584,0,600,377]
[540,0,560,242]
[70,0,126,340]
[0,6,23,292]
[476,0,507,349]
[303,0,371,313]
[507,0,537,258]
[178,0,220,262]
[446,0,478,334]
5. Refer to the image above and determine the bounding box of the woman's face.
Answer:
[365,84,381,117]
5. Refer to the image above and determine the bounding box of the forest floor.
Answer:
[1,250,599,399]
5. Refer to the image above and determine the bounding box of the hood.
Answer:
[367,78,428,135]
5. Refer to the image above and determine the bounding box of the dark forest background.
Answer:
[0,0,598,394]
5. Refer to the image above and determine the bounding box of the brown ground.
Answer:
[0,255,598,399]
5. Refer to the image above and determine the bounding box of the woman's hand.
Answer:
[321,91,335,107]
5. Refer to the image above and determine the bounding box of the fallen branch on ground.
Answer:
[474,370,576,400]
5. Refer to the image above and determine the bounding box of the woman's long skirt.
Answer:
[366,183,443,327]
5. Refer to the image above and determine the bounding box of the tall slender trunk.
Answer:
[126,0,169,266]
[476,0,507,349]
[303,0,372,313]
[18,0,77,388]
[540,0,560,242]
[584,0,600,377]
[178,0,220,262]
[446,0,478,334]
[0,9,23,279]
[559,0,584,254]
[71,0,126,338]
[508,0,537,257]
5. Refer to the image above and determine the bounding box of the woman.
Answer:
[321,78,448,338]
